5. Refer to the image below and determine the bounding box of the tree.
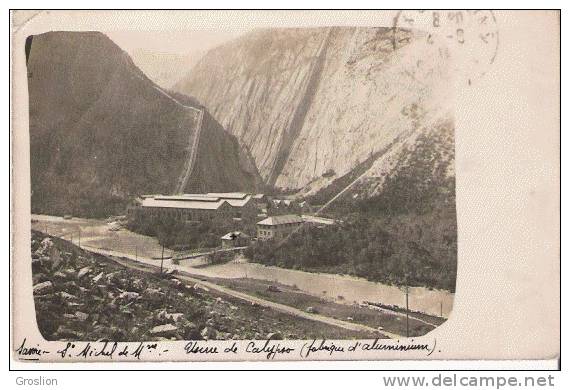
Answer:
[155,217,182,273]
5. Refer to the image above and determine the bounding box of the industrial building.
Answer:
[256,214,304,240]
[128,192,260,222]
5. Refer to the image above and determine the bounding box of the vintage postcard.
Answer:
[10,10,559,365]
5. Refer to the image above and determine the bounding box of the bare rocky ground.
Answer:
[31,230,375,342]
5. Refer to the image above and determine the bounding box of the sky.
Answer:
[105,30,246,56]
[104,29,249,88]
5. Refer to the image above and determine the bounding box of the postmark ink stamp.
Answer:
[393,10,499,85]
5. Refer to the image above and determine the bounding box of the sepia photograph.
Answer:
[10,9,559,368]
[26,23,457,343]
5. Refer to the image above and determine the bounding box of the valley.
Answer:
[32,215,451,338]
[27,26,458,340]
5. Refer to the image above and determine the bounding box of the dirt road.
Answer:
[98,251,398,339]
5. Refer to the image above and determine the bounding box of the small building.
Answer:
[221,231,250,248]
[256,215,304,241]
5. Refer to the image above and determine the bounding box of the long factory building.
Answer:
[128,192,263,222]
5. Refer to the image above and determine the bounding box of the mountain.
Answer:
[174,27,454,197]
[174,27,456,291]
[26,31,259,217]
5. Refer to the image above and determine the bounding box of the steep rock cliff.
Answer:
[175,27,454,194]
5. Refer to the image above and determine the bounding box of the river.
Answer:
[31,214,454,317]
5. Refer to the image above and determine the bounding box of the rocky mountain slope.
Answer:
[27,32,259,217]
[174,27,454,195]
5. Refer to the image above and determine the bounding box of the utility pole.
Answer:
[160,244,165,274]
[135,246,138,262]
[78,229,81,249]
[405,284,409,338]
[440,301,443,317]
[404,258,410,338]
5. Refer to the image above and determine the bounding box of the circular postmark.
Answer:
[392,10,499,85]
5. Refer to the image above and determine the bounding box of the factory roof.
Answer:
[221,231,250,240]
[141,197,229,210]
[206,192,249,199]
[140,192,254,209]
[257,215,304,226]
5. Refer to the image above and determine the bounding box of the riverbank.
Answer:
[31,215,454,319]
[32,231,379,341]
[206,277,444,336]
